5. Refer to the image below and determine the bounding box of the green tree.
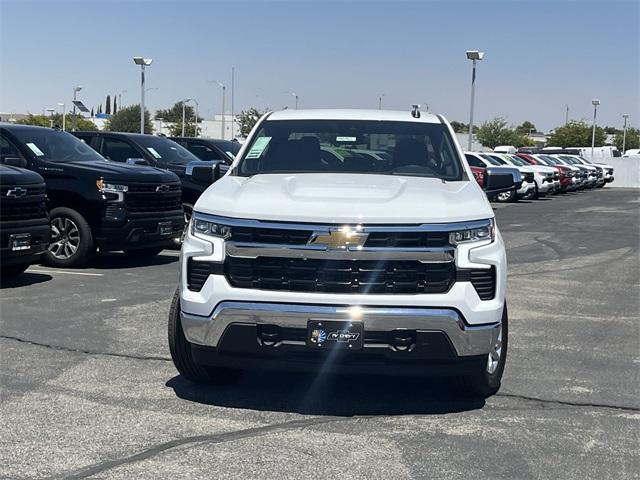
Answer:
[450,121,468,133]
[546,121,606,148]
[105,95,111,115]
[476,117,533,149]
[105,104,153,133]
[614,127,640,152]
[155,101,202,137]
[16,114,97,131]
[236,108,266,137]
[515,120,537,135]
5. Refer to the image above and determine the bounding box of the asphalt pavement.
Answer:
[1,187,638,479]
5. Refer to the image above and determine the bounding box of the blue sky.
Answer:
[1,0,637,131]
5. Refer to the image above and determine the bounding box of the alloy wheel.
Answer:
[49,217,80,259]
[497,191,512,202]
[486,324,503,374]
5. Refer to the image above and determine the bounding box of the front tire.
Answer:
[496,189,517,203]
[168,290,241,384]
[456,303,508,398]
[43,207,94,268]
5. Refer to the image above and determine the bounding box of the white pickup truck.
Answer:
[169,109,509,398]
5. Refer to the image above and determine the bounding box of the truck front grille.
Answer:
[230,227,450,248]
[124,182,182,213]
[224,257,456,294]
[0,184,47,222]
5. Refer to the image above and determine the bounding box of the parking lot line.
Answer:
[27,269,104,277]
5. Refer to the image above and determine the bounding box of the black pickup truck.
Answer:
[0,164,50,278]
[73,132,224,222]
[0,124,184,267]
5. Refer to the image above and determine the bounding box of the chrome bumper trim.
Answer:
[180,301,500,357]
[226,242,455,262]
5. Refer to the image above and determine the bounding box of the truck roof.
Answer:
[267,109,442,123]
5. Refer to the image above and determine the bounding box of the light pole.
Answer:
[192,99,199,138]
[133,57,153,134]
[287,91,299,109]
[622,114,629,154]
[465,50,484,151]
[157,117,164,136]
[591,99,600,158]
[181,98,193,137]
[46,108,55,128]
[565,104,569,125]
[57,103,66,131]
[378,93,385,110]
[231,67,235,139]
[209,81,226,138]
[119,89,127,108]
[72,86,82,131]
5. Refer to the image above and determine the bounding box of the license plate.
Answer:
[10,233,31,251]
[307,320,363,350]
[158,222,172,236]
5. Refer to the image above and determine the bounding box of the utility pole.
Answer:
[622,114,629,154]
[591,99,600,158]
[565,104,569,125]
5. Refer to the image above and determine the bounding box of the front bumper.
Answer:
[181,301,500,358]
[95,209,184,250]
[0,219,50,266]
[516,182,535,198]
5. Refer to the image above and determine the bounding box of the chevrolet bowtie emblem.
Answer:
[308,227,368,250]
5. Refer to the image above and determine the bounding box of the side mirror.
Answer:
[126,158,149,166]
[3,156,27,168]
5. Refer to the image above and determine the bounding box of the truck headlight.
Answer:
[450,219,495,245]
[191,218,232,239]
[96,179,129,193]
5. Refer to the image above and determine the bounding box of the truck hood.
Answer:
[51,160,179,183]
[195,173,493,224]
[528,165,557,174]
[0,165,44,185]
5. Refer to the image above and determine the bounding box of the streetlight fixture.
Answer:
[57,103,66,131]
[72,86,82,131]
[287,90,299,110]
[378,93,385,110]
[181,98,193,137]
[465,50,484,151]
[622,114,629,154]
[46,108,56,128]
[591,99,600,158]
[209,81,226,138]
[133,57,153,134]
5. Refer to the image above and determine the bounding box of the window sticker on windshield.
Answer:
[246,137,271,159]
[146,147,162,159]
[26,142,45,156]
[336,136,356,142]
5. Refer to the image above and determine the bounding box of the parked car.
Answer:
[536,154,584,191]
[464,152,527,202]
[469,164,522,201]
[496,154,556,199]
[0,163,50,278]
[564,154,614,186]
[170,108,511,398]
[551,155,600,188]
[1,124,184,267]
[169,137,240,165]
[516,153,562,193]
[74,132,224,222]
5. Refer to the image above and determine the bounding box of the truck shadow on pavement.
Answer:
[0,272,52,289]
[89,251,178,270]
[166,372,485,416]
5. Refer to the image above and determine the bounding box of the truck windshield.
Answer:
[480,154,505,166]
[235,120,464,180]
[9,128,106,163]
[136,137,199,165]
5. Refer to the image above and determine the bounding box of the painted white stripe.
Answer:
[28,269,104,277]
